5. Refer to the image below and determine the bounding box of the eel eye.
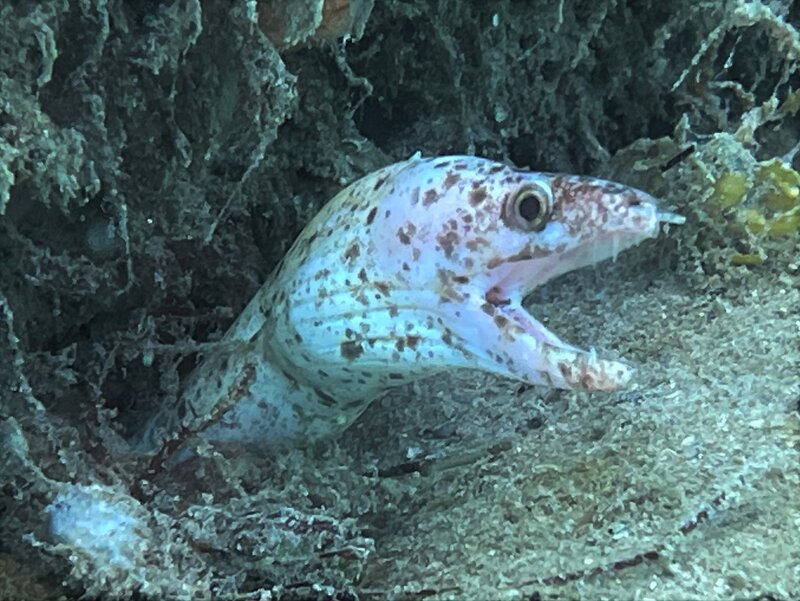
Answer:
[504,185,551,232]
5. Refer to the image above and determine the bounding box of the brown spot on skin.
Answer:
[580,372,597,389]
[358,268,368,282]
[505,248,546,263]
[442,329,454,346]
[373,176,387,191]
[453,275,469,284]
[397,223,417,245]
[280,367,298,386]
[464,257,474,269]
[402,262,411,271]
[314,268,331,280]
[444,171,460,189]
[493,314,509,328]
[294,333,303,343]
[463,213,473,223]
[318,369,329,378]
[388,372,404,380]
[406,335,421,349]
[486,287,511,307]
[395,338,406,352]
[434,160,450,168]
[375,281,391,296]
[436,268,466,302]
[314,387,337,407]
[389,305,399,317]
[481,302,495,316]
[412,247,421,260]
[385,210,391,218]
[344,242,360,264]
[345,328,354,338]
[465,237,489,251]
[436,230,460,258]
[411,186,420,205]
[470,186,487,206]
[488,164,505,174]
[487,257,503,269]
[366,206,378,225]
[423,189,438,206]
[259,295,272,315]
[341,340,364,360]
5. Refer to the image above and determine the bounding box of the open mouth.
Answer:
[487,297,634,391]
[469,207,685,392]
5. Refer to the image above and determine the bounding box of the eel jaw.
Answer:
[444,286,633,392]
[456,201,684,391]
[488,301,633,391]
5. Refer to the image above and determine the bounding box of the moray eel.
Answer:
[136,154,683,453]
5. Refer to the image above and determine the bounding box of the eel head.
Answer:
[368,156,684,391]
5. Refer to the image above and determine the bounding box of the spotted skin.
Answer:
[136,155,682,452]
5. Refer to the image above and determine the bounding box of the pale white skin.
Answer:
[135,155,682,453]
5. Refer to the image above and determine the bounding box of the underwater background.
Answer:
[1,0,799,599]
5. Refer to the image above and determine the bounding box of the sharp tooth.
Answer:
[657,210,686,225]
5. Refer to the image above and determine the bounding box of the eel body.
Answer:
[136,155,683,453]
